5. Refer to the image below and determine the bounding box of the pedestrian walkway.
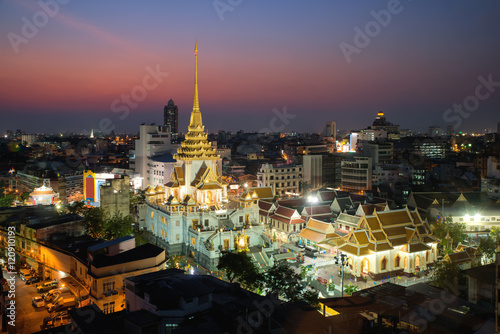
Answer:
[294,257,434,297]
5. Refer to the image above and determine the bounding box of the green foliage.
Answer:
[20,192,30,202]
[130,189,146,214]
[105,212,134,240]
[300,265,312,279]
[478,236,496,263]
[490,227,500,244]
[343,283,359,296]
[217,251,262,290]
[431,261,466,297]
[327,281,335,291]
[431,216,466,252]
[83,207,133,241]
[166,255,182,269]
[84,207,106,239]
[67,201,86,215]
[262,261,317,304]
[302,288,319,307]
[0,194,16,208]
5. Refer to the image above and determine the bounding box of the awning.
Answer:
[60,276,89,299]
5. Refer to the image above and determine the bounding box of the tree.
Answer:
[478,236,496,263]
[67,201,86,215]
[83,208,133,241]
[490,227,500,248]
[0,194,16,208]
[166,255,182,269]
[104,213,134,240]
[343,283,359,296]
[262,261,317,304]
[431,216,466,252]
[431,261,466,297]
[217,251,262,290]
[83,207,106,239]
[20,192,30,202]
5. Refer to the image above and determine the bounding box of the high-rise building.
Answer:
[322,121,337,153]
[370,111,400,139]
[129,125,172,188]
[428,125,443,137]
[164,99,178,133]
[341,156,372,193]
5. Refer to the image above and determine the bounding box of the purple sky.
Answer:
[1,0,500,135]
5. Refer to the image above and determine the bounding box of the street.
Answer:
[2,270,50,334]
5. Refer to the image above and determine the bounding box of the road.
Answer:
[2,270,50,334]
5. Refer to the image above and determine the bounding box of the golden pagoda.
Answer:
[167,42,227,206]
[174,41,219,161]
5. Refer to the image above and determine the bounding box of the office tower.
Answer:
[164,99,178,133]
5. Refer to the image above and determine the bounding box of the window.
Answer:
[192,237,195,246]
[205,219,209,227]
[176,234,180,241]
[239,216,243,223]
[151,212,154,218]
[176,221,180,227]
[103,301,115,315]
[395,255,400,267]
[381,258,387,270]
[103,280,115,292]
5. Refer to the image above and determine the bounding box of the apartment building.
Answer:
[257,163,303,197]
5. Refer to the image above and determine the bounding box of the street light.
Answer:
[334,253,347,297]
[304,195,318,247]
[307,195,318,219]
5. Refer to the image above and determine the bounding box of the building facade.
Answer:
[129,125,172,189]
[164,99,179,133]
[338,208,439,280]
[257,163,303,197]
[341,156,372,193]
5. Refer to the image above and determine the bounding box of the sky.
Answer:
[1,0,500,135]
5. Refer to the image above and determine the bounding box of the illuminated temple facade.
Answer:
[336,208,439,280]
[143,43,276,270]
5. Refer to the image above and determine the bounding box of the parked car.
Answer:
[26,276,43,285]
[52,311,71,325]
[32,296,45,308]
[37,280,58,293]
[20,268,33,282]
[48,296,76,313]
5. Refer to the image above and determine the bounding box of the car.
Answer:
[26,276,43,285]
[52,311,71,324]
[41,311,71,330]
[32,296,45,308]
[42,316,54,330]
[37,280,58,293]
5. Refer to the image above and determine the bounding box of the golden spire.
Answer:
[189,41,203,129]
[193,41,199,112]
[174,42,219,161]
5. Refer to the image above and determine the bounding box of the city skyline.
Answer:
[1,1,500,134]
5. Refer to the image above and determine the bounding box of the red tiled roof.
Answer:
[274,205,297,218]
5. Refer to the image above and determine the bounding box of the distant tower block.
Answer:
[321,121,336,153]
[164,99,179,133]
[497,121,500,134]
[322,121,336,140]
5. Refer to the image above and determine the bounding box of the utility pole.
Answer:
[334,253,347,297]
